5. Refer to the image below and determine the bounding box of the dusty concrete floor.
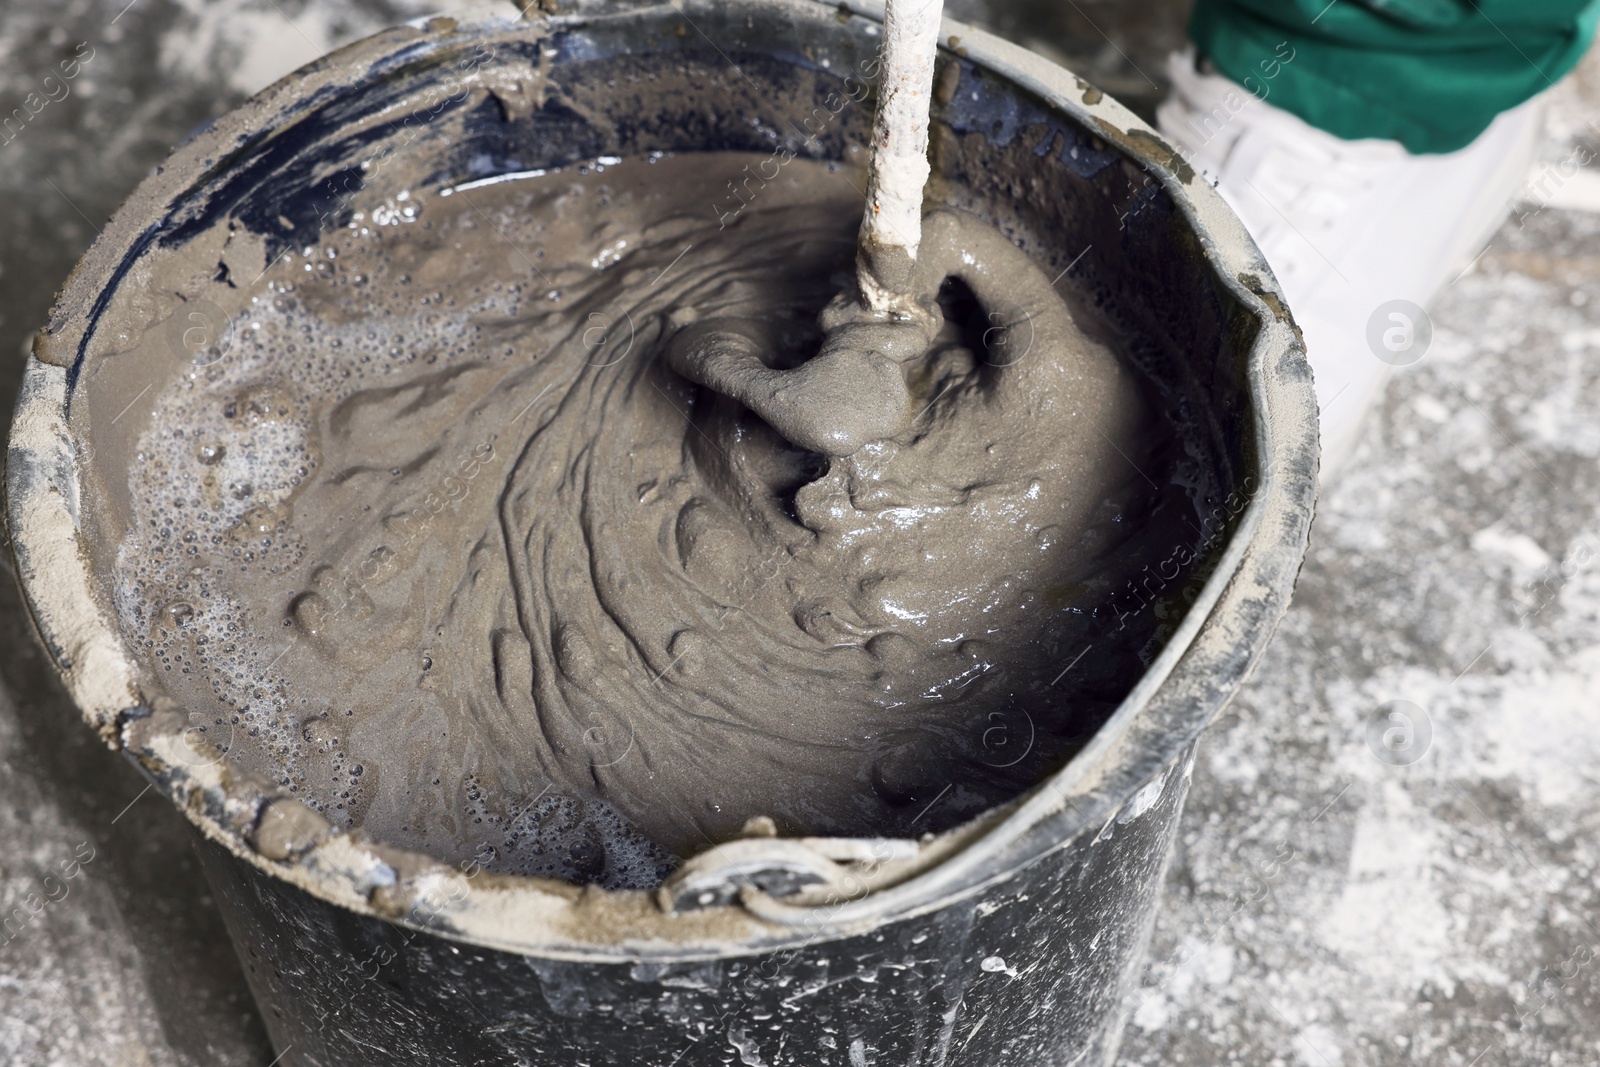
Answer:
[1120,45,1600,1067]
[0,2,1597,1065]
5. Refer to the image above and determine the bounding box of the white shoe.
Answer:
[1156,47,1545,476]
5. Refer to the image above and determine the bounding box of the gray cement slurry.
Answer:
[2,2,1597,1065]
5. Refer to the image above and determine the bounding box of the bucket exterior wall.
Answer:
[202,747,1194,1067]
[5,1,1318,1064]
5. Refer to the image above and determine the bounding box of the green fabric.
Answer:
[1188,0,1600,153]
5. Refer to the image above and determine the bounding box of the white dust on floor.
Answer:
[1124,87,1600,1066]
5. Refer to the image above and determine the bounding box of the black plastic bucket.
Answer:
[6,1,1317,1063]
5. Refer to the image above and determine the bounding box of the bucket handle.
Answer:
[657,836,919,914]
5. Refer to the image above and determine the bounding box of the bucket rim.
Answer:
[3,0,1318,961]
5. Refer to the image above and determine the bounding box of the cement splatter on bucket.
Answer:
[5,1,1317,1063]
